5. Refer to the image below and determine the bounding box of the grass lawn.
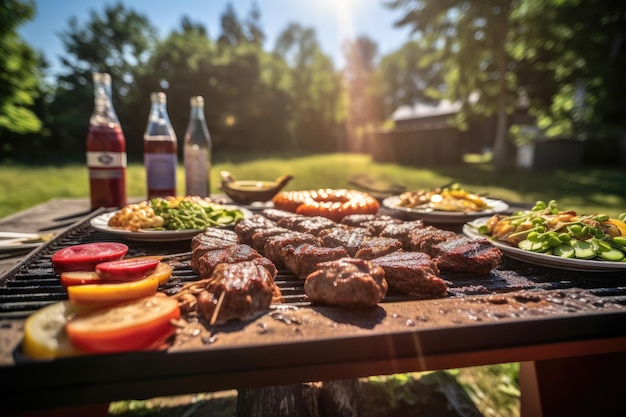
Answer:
[1,152,625,219]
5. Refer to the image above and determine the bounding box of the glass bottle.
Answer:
[86,72,127,209]
[184,96,212,197]
[144,92,178,199]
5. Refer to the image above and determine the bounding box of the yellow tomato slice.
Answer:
[22,301,97,359]
[67,274,159,305]
[151,262,173,285]
[66,295,180,353]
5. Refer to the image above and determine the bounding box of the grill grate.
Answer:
[2,213,626,415]
[1,214,626,319]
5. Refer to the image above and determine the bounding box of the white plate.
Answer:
[463,217,626,272]
[90,206,253,242]
[382,196,509,224]
[0,232,48,253]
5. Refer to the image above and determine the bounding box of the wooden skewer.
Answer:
[210,291,226,326]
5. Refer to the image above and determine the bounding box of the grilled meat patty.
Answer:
[263,231,320,266]
[318,226,372,257]
[197,260,280,325]
[370,251,447,298]
[305,257,387,307]
[191,228,239,251]
[379,220,425,250]
[354,237,404,260]
[430,235,502,275]
[409,226,458,254]
[341,214,404,235]
[281,243,350,279]
[277,215,337,236]
[234,215,276,245]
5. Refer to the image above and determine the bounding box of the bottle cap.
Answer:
[93,72,111,84]
[151,92,167,103]
[190,96,204,106]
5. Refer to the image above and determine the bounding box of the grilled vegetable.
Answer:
[52,242,128,273]
[95,257,160,281]
[22,301,95,359]
[66,295,180,353]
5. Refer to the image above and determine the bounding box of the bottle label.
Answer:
[145,153,177,189]
[185,147,210,196]
[89,168,125,179]
[87,152,127,168]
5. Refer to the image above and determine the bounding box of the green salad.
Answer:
[478,200,626,262]
[150,196,245,230]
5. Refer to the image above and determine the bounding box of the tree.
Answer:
[386,0,521,172]
[516,0,626,142]
[275,23,342,152]
[49,2,158,160]
[386,0,626,170]
[341,36,386,152]
[377,39,445,117]
[0,0,42,142]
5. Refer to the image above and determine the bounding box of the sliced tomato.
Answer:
[60,271,107,287]
[96,257,160,281]
[52,242,128,274]
[66,295,180,353]
[22,301,98,359]
[66,274,159,305]
[61,262,172,287]
[151,262,173,285]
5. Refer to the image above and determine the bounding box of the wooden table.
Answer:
[1,198,626,417]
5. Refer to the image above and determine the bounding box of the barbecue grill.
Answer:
[1,209,626,414]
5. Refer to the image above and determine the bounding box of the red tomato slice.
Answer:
[52,242,128,273]
[96,258,160,281]
[60,271,107,287]
[66,274,159,305]
[66,295,180,353]
[61,262,172,287]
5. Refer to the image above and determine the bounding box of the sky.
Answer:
[19,0,414,76]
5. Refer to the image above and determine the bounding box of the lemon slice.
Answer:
[22,301,95,359]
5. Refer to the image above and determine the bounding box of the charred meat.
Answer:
[191,243,262,277]
[370,251,447,298]
[281,243,349,279]
[277,215,337,236]
[234,215,277,245]
[305,257,387,307]
[379,220,425,250]
[318,226,372,257]
[194,260,281,325]
[430,235,502,275]
[409,226,458,254]
[263,231,320,266]
[341,214,403,235]
[354,237,404,260]
[191,228,239,251]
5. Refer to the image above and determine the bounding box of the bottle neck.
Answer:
[91,82,120,126]
[190,105,205,120]
[146,98,176,139]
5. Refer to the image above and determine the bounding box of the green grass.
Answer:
[1,152,625,219]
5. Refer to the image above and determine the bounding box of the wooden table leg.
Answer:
[237,379,364,417]
[520,351,626,417]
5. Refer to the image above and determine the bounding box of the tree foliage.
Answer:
[386,0,626,170]
[46,2,158,159]
[0,0,41,140]
[4,0,626,168]
[342,36,385,151]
